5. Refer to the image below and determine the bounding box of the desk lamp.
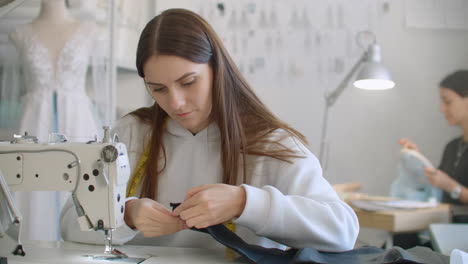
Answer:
[318,31,395,170]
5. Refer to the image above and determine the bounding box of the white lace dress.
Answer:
[12,22,100,142]
[8,22,103,241]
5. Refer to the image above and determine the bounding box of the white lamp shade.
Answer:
[353,62,395,90]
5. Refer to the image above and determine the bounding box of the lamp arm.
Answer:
[318,51,366,166]
[325,52,366,108]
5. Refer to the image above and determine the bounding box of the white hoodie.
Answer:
[61,115,359,252]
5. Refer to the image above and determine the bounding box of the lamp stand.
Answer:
[318,53,366,172]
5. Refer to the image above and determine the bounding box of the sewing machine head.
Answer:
[0,129,130,257]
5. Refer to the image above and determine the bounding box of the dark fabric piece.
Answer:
[391,233,433,250]
[291,246,447,264]
[453,215,468,223]
[197,223,449,264]
[404,247,449,264]
[169,202,449,264]
[439,137,468,205]
[292,247,383,264]
[169,202,295,263]
[392,233,422,250]
[202,224,297,264]
[452,205,468,223]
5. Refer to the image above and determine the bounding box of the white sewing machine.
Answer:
[0,130,130,258]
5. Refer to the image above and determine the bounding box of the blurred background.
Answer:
[1,0,467,198]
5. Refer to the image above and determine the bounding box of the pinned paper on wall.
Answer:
[155,0,387,90]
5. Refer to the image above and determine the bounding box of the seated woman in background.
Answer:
[393,70,468,249]
[400,70,468,210]
[61,8,359,252]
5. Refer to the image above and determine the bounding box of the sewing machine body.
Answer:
[0,138,130,256]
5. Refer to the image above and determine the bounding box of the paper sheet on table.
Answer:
[350,199,438,211]
[373,200,438,209]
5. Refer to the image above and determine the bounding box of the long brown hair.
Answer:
[131,8,308,199]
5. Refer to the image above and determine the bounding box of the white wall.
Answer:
[116,69,152,117]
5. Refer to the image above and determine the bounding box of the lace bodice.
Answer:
[12,22,96,96]
[9,22,102,142]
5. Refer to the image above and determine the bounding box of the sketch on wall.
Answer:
[155,0,388,103]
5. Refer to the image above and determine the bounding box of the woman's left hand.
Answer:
[172,184,246,229]
[424,167,458,192]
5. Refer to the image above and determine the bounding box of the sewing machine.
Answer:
[0,130,131,258]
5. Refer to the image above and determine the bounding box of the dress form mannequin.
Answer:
[9,0,100,142]
[8,0,102,242]
[27,0,80,63]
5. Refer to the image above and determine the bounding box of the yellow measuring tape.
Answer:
[126,143,150,197]
[224,220,239,260]
[126,117,169,197]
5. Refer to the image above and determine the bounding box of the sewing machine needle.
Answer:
[104,229,113,254]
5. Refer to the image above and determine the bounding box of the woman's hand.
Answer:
[424,167,458,192]
[124,198,187,237]
[172,184,246,229]
[399,138,419,152]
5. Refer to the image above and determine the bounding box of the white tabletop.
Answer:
[429,223,468,256]
[0,240,242,264]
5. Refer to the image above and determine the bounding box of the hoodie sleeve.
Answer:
[234,132,359,252]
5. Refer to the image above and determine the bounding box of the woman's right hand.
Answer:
[399,138,419,152]
[124,198,187,237]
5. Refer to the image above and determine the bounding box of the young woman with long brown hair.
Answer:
[61,8,359,252]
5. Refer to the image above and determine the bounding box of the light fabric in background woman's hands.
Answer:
[390,148,442,202]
